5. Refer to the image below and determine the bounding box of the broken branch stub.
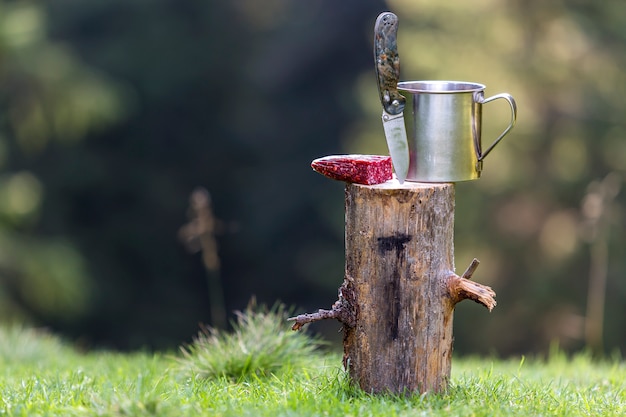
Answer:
[288,278,356,331]
[447,258,497,311]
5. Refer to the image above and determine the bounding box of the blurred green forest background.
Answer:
[0,0,624,355]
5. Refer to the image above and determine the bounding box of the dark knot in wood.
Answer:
[377,233,412,254]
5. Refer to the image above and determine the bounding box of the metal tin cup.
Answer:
[397,80,517,182]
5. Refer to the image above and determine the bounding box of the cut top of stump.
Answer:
[358,178,454,189]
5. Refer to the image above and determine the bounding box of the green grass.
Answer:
[176,303,324,380]
[0,319,624,416]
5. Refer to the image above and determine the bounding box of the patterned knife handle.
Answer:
[374,12,405,116]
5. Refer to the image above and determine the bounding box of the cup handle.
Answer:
[477,93,517,161]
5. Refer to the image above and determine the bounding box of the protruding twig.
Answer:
[289,278,356,330]
[288,308,342,331]
[447,258,497,311]
[461,258,480,279]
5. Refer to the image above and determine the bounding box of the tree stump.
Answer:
[290,180,496,395]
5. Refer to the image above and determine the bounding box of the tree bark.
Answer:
[343,180,496,395]
[290,180,496,395]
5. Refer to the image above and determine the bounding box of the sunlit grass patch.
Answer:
[0,324,67,364]
[176,303,325,381]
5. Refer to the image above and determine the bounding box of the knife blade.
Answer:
[374,12,409,184]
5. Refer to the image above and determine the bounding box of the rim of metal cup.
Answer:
[398,80,486,93]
